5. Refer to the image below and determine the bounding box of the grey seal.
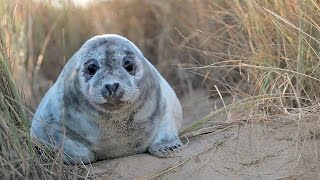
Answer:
[30,34,182,164]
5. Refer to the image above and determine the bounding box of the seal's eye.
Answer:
[84,59,99,76]
[88,64,98,75]
[123,60,135,75]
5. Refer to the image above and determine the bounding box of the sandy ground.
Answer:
[85,90,320,179]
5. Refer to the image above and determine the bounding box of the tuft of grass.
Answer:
[0,1,89,179]
[180,0,320,132]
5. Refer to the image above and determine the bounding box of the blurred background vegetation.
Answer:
[2,0,320,112]
[2,0,320,178]
[2,0,320,110]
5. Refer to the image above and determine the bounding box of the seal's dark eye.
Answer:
[88,64,98,75]
[123,60,135,75]
[84,59,99,76]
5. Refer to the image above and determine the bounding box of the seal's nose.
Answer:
[105,82,119,95]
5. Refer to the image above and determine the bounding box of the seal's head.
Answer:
[75,34,150,110]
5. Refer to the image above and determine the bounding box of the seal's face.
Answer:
[77,35,146,109]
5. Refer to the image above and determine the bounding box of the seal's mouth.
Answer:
[101,90,125,101]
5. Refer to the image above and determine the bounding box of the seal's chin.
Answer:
[99,99,129,111]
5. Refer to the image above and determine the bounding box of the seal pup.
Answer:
[30,34,182,164]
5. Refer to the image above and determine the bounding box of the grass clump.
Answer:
[0,1,88,179]
[177,0,320,133]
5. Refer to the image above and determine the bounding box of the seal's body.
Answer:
[30,34,182,164]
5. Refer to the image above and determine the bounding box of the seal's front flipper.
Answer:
[63,138,96,164]
[148,135,182,157]
[148,119,182,157]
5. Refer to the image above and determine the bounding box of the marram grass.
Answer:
[0,2,87,179]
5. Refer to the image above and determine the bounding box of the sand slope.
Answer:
[88,91,320,179]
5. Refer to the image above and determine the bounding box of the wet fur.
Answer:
[30,34,182,164]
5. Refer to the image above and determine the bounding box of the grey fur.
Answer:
[30,34,182,164]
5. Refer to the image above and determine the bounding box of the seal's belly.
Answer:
[93,119,156,159]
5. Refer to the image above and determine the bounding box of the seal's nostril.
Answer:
[105,83,119,94]
[114,82,119,91]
